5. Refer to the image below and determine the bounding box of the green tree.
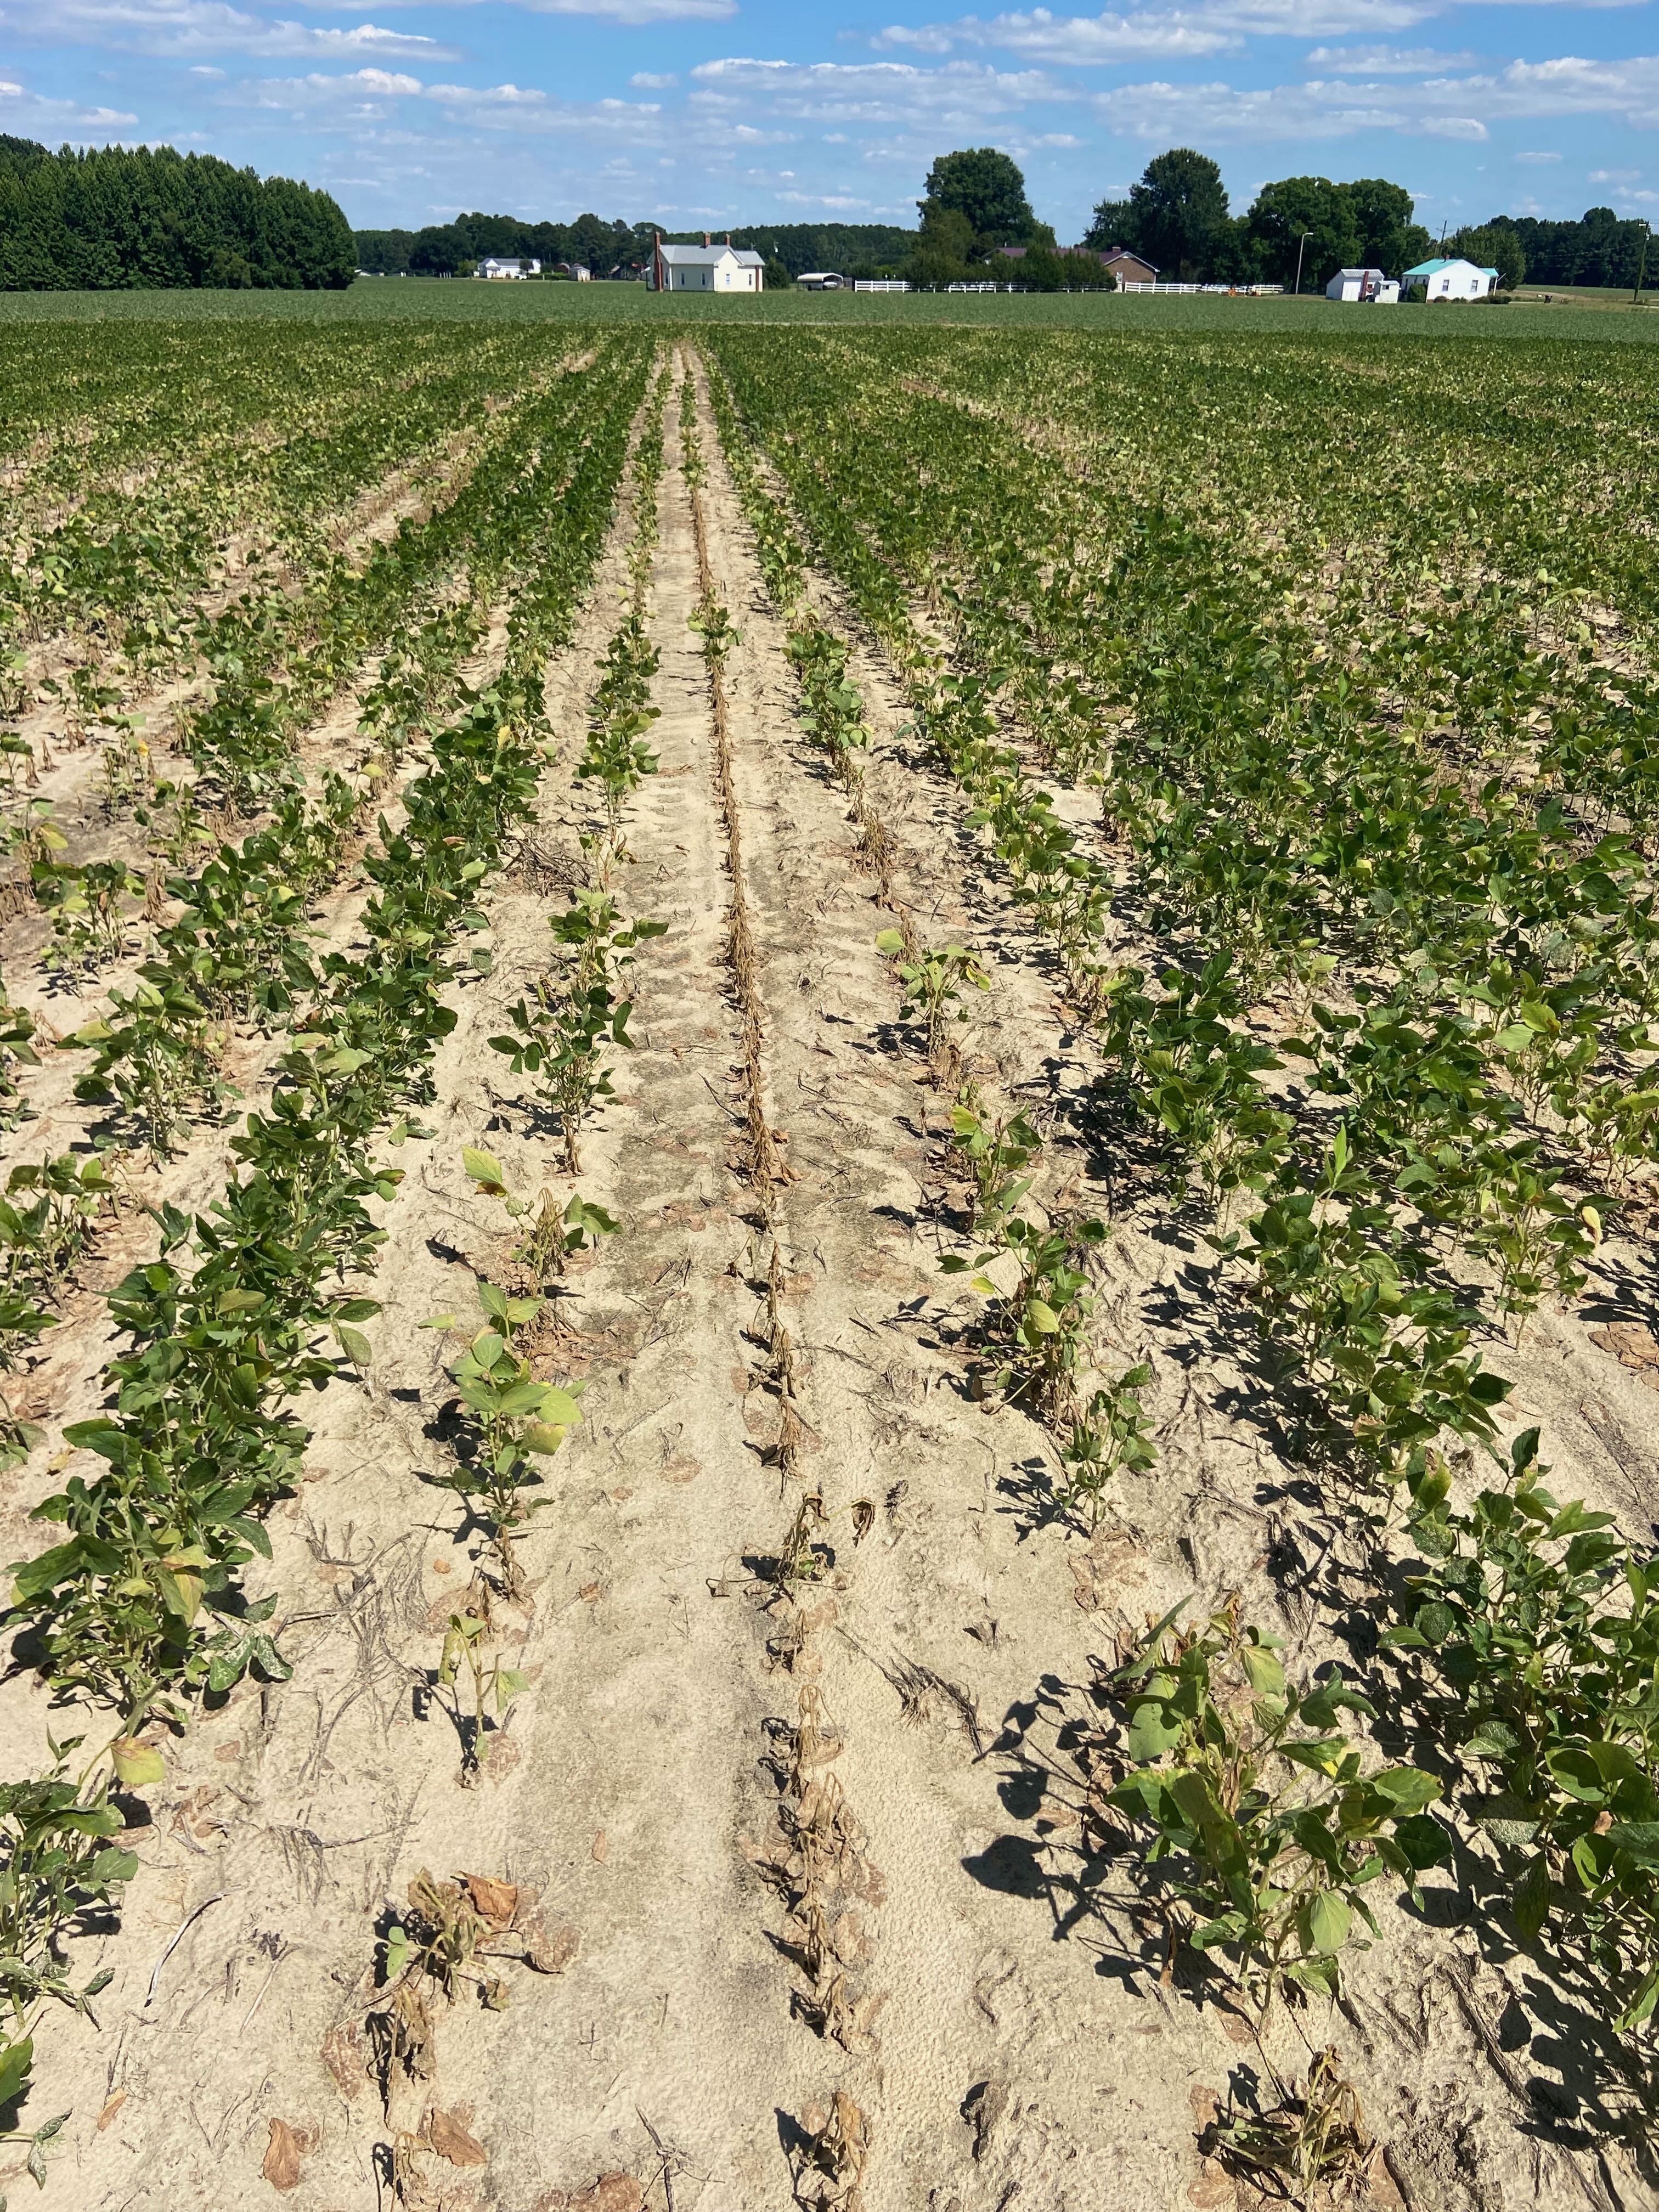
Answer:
[919,148,1040,248]
[1449,219,1526,291]
[1345,177,1430,274]
[1244,176,1361,291]
[1121,148,1231,279]
[1083,195,1134,251]
[906,204,975,286]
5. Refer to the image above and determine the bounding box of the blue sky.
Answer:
[3,0,1656,236]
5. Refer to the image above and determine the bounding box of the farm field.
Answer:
[4,277,1659,347]
[2,311,1659,2212]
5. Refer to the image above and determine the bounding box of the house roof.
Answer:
[1332,267,1387,280]
[1403,257,1493,278]
[657,242,764,267]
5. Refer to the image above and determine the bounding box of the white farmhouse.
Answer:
[1325,267,1400,303]
[1403,256,1499,301]
[478,257,541,280]
[651,235,765,292]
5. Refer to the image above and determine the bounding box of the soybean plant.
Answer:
[422,1281,583,1599]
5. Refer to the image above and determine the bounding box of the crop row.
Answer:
[0,341,656,2147]
[705,332,1659,2116]
[2,324,586,704]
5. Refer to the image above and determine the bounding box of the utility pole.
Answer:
[1293,230,1313,296]
[1635,219,1651,304]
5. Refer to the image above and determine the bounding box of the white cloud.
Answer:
[872,0,1646,66]
[516,0,735,14]
[1515,148,1562,160]
[3,2,454,60]
[1588,165,1640,180]
[1091,54,1659,143]
[630,70,679,86]
[876,10,1240,62]
[0,74,138,129]
[1303,42,1476,71]
[689,55,1068,129]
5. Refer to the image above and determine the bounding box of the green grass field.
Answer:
[2,272,1658,344]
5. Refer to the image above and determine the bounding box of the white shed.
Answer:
[478,257,540,280]
[651,237,764,292]
[1403,257,1498,301]
[1326,267,1399,303]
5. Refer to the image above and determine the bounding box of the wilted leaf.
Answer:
[110,1737,165,1788]
[427,2107,488,2167]
[262,2117,304,2192]
[463,1874,517,1929]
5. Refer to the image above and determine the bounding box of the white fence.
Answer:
[853,279,909,293]
[1118,281,1285,296]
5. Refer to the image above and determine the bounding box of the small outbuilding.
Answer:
[651,235,765,292]
[1094,246,1158,286]
[478,257,541,280]
[1326,267,1399,303]
[1403,257,1498,301]
[797,272,844,290]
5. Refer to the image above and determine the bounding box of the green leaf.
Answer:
[337,1325,373,1368]
[0,2035,32,2112]
[1365,1767,1441,1815]
[463,1146,507,1192]
[1301,1889,1352,1957]
[1126,1702,1184,1762]
[1240,1643,1285,1698]
[1513,1853,1553,1942]
[1393,1812,1454,1871]
[1607,1821,1659,1870]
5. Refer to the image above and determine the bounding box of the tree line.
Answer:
[352,212,916,284]
[1082,149,1649,294]
[0,135,355,291]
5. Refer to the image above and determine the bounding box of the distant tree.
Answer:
[1121,148,1230,279]
[1345,177,1430,275]
[0,134,48,173]
[1244,176,1361,291]
[1506,206,1649,287]
[0,143,353,290]
[567,211,619,269]
[409,224,469,276]
[1082,195,1135,251]
[905,203,975,286]
[1449,219,1526,291]
[353,228,414,274]
[919,147,1040,248]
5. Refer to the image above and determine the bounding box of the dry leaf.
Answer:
[427,2107,488,2168]
[1589,1323,1659,1388]
[579,1582,602,1603]
[1187,2162,1235,2209]
[97,2090,127,2131]
[462,1874,517,1929]
[534,2179,644,2212]
[1189,2083,1222,2132]
[520,1914,580,1975]
[323,2019,368,2101]
[262,2117,305,2192]
[591,1830,609,1864]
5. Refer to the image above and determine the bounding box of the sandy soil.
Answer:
[0,351,1651,2212]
